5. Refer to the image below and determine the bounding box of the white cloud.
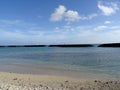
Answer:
[83,13,98,20]
[50,5,99,22]
[0,19,20,25]
[63,25,75,32]
[50,5,80,22]
[94,25,107,31]
[54,27,60,32]
[110,26,120,29]
[98,2,119,16]
[0,19,37,28]
[104,21,111,24]
[50,5,66,21]
[1,24,120,45]
[65,10,81,22]
[87,13,98,19]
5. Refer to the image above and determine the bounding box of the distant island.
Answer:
[0,45,46,47]
[0,44,93,47]
[0,43,120,48]
[49,44,93,47]
[98,43,120,47]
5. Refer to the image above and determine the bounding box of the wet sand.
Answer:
[0,72,120,90]
[0,63,120,90]
[0,63,119,80]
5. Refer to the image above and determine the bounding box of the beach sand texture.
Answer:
[0,72,120,90]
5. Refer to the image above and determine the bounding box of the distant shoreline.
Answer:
[98,43,120,47]
[0,43,120,47]
[0,44,93,47]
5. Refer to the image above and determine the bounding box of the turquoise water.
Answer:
[0,47,120,76]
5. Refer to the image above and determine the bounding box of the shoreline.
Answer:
[0,63,119,80]
[0,71,120,90]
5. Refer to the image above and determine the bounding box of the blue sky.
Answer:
[0,0,120,45]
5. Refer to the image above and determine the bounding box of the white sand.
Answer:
[0,72,120,90]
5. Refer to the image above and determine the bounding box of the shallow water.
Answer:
[0,47,120,77]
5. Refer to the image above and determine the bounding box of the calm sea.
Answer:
[0,47,120,76]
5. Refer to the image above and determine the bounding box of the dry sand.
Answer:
[0,72,120,90]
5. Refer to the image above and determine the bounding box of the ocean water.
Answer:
[0,47,120,76]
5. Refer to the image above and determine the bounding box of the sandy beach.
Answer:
[0,72,120,90]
